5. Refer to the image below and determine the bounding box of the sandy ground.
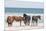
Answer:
[4,21,44,31]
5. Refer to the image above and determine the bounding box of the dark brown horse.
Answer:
[14,16,25,26]
[7,16,15,26]
[32,16,41,26]
[23,14,31,26]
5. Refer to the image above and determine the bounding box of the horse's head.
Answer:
[7,16,15,24]
[23,14,27,17]
[37,16,41,20]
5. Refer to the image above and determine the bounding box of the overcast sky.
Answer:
[5,0,44,8]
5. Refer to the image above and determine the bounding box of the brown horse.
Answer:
[14,16,25,26]
[7,16,15,26]
[7,16,25,26]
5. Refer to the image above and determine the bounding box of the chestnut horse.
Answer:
[14,16,25,26]
[7,16,15,26]
[7,16,25,26]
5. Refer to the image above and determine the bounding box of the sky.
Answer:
[5,0,44,8]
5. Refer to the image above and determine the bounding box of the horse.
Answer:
[7,16,15,26]
[32,16,41,26]
[13,16,25,26]
[7,16,25,26]
[23,14,31,26]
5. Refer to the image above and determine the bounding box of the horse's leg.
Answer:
[8,23,9,26]
[27,20,29,26]
[8,23,12,27]
[25,20,27,26]
[28,20,30,26]
[36,20,38,26]
[24,22,26,26]
[36,21,37,26]
[24,20,26,26]
[27,20,30,26]
[20,21,21,26]
[32,20,34,26]
[8,21,13,27]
